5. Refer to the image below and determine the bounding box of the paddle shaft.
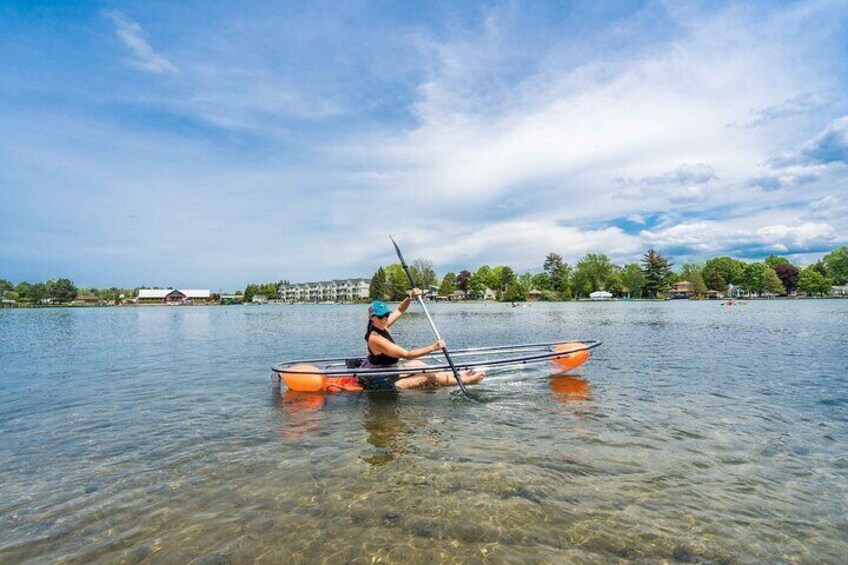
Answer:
[390,237,471,396]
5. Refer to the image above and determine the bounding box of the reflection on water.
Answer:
[549,373,591,402]
[2,301,848,563]
[361,393,409,466]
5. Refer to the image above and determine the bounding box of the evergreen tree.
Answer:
[369,267,388,300]
[543,253,564,274]
[542,253,572,297]
[641,249,673,298]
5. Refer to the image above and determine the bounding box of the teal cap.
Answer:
[369,300,391,317]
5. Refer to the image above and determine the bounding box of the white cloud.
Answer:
[104,10,178,74]
[614,163,718,203]
[642,220,836,256]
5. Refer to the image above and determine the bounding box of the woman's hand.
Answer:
[409,288,422,299]
[432,339,445,352]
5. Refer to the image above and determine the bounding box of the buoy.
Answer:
[280,364,326,392]
[551,343,591,371]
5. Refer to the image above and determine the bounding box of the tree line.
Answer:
[368,246,848,301]
[0,278,138,304]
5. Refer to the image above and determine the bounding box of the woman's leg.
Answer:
[395,360,438,389]
[431,370,485,386]
[395,359,485,388]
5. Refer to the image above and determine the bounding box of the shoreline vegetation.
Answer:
[2,247,847,308]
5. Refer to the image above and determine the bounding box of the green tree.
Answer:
[543,253,564,274]
[243,283,259,302]
[466,275,486,299]
[703,265,726,291]
[678,262,704,282]
[764,255,791,269]
[15,282,32,299]
[384,264,410,300]
[574,253,615,296]
[51,278,78,303]
[369,267,388,300]
[455,270,472,292]
[30,282,49,302]
[503,282,525,302]
[641,249,673,298]
[690,272,708,297]
[438,272,457,296]
[762,267,785,295]
[740,262,767,294]
[622,263,645,298]
[0,279,13,293]
[410,259,438,289]
[798,267,831,296]
[543,254,573,297]
[605,267,625,296]
[704,256,746,286]
[500,266,516,291]
[486,266,503,292]
[810,260,828,277]
[823,246,848,285]
[532,272,552,291]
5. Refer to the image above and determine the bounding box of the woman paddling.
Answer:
[361,289,485,391]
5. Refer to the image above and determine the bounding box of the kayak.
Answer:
[273,340,601,393]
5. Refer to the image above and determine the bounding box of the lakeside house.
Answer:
[219,294,242,304]
[667,281,693,299]
[136,289,211,304]
[278,279,370,303]
[483,287,497,300]
[528,289,543,300]
[832,285,848,297]
[252,295,268,304]
[727,284,755,298]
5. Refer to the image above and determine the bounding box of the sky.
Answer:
[1,0,847,291]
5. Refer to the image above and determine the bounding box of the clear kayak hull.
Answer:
[273,340,600,393]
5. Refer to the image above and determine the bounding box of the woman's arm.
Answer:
[386,288,420,328]
[369,333,444,360]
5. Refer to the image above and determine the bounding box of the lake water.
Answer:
[1,301,846,564]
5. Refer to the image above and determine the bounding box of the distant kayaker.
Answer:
[362,288,485,391]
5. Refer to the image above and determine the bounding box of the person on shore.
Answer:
[361,288,485,391]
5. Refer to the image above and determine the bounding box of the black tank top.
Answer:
[365,323,400,366]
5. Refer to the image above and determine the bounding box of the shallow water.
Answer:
[1,301,846,564]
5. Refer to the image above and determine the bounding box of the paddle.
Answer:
[390,236,472,398]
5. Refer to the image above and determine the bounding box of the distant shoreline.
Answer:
[2,296,845,309]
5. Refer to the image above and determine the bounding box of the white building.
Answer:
[278,278,370,303]
[137,288,211,304]
[590,290,613,301]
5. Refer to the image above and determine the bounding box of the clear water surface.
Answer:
[1,301,846,564]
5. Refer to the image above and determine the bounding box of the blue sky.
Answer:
[1,0,847,290]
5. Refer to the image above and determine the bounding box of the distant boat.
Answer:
[589,291,613,301]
